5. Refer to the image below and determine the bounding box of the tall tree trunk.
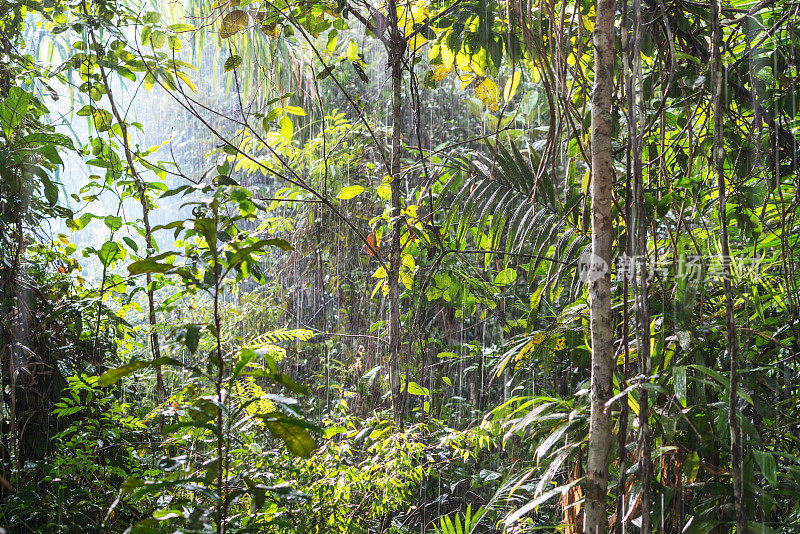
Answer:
[387,0,404,425]
[711,0,746,530]
[88,26,165,407]
[631,0,652,529]
[615,2,633,528]
[584,0,616,531]
[137,185,166,408]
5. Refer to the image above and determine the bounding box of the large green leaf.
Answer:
[219,10,249,39]
[753,450,777,487]
[128,258,173,274]
[0,87,32,138]
[98,357,184,386]
[259,412,316,458]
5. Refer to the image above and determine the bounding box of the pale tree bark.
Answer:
[584,0,616,530]
[711,0,746,530]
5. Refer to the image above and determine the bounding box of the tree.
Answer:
[584,0,615,530]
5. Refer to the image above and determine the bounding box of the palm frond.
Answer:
[444,142,587,297]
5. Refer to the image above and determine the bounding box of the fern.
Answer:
[252,328,314,344]
[231,375,275,422]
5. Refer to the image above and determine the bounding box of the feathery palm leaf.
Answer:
[445,142,588,297]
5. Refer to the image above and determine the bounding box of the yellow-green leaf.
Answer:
[494,267,517,286]
[168,23,195,32]
[475,77,499,111]
[503,71,521,102]
[284,105,307,116]
[336,185,364,200]
[175,71,196,93]
[149,29,166,49]
[346,41,358,61]
[377,181,391,200]
[581,169,591,196]
[279,115,293,141]
[260,413,316,458]
[167,34,183,51]
[220,10,249,39]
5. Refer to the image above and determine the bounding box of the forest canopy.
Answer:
[1,0,800,531]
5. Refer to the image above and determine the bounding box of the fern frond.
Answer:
[253,328,314,344]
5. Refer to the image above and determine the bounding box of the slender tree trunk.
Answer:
[631,0,652,529]
[711,1,746,530]
[137,185,166,407]
[88,26,165,406]
[387,0,404,425]
[584,0,616,531]
[615,3,633,528]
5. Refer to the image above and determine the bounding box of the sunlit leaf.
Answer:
[284,105,307,116]
[494,268,517,286]
[337,185,364,200]
[220,10,249,39]
[98,357,184,386]
[128,258,173,274]
[279,115,293,141]
[503,71,522,102]
[259,412,316,457]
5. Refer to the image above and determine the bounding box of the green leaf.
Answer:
[168,23,195,32]
[336,185,364,200]
[264,108,282,123]
[260,412,316,457]
[220,10,249,39]
[97,241,125,267]
[42,177,59,206]
[232,348,256,380]
[494,267,517,286]
[1,87,32,138]
[407,381,428,396]
[123,237,139,252]
[284,105,307,116]
[689,364,726,387]
[227,238,293,268]
[97,357,183,386]
[279,115,293,141]
[263,237,293,251]
[104,215,123,232]
[753,450,777,487]
[224,55,242,71]
[184,324,201,354]
[128,258,173,275]
[149,30,166,49]
[274,373,310,395]
[153,509,183,520]
[19,132,74,149]
[91,108,114,132]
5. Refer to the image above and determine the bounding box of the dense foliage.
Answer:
[2,0,800,531]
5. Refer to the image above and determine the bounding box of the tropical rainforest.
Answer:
[1,0,800,531]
